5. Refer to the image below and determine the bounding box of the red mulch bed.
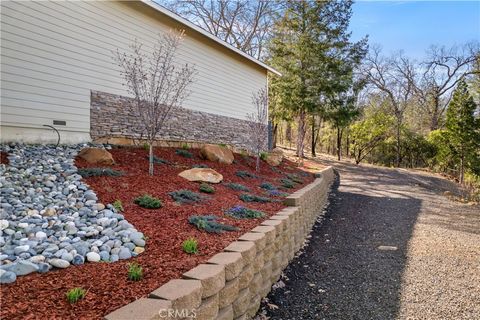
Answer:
[0,151,9,165]
[0,147,314,319]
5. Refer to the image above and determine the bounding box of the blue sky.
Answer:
[349,1,480,60]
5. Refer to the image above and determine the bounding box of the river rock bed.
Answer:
[0,144,145,284]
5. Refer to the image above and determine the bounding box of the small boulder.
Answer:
[179,168,223,184]
[49,259,70,269]
[77,148,115,165]
[265,148,283,166]
[86,252,101,262]
[0,270,16,284]
[199,144,234,164]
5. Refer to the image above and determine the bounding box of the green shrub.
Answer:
[239,193,271,203]
[134,194,163,209]
[176,149,193,158]
[218,143,227,148]
[113,199,124,212]
[188,215,238,233]
[142,143,149,151]
[225,182,250,192]
[169,189,206,204]
[260,182,275,190]
[127,262,143,281]
[182,237,198,254]
[146,156,169,165]
[260,152,268,161]
[181,143,190,150]
[77,168,124,178]
[280,178,295,189]
[236,170,256,179]
[192,164,209,168]
[286,173,303,184]
[66,287,86,303]
[225,205,265,219]
[199,183,215,194]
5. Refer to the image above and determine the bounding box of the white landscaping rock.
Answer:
[86,252,101,262]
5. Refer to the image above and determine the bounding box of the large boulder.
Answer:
[199,144,234,164]
[77,148,115,165]
[179,168,223,183]
[265,148,283,166]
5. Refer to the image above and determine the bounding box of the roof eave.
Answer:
[140,0,282,76]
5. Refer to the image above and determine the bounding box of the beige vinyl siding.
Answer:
[0,0,267,141]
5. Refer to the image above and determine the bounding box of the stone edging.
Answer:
[104,166,335,320]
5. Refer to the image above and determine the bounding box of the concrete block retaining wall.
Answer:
[105,166,335,320]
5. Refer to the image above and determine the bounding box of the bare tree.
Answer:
[165,0,279,59]
[114,30,196,175]
[407,42,479,130]
[362,46,415,167]
[247,87,269,172]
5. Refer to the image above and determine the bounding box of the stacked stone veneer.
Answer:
[105,167,335,320]
[90,91,266,150]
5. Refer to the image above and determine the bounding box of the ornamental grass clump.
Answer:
[199,183,215,194]
[147,156,169,165]
[182,237,198,254]
[236,170,257,179]
[225,205,265,219]
[66,287,86,304]
[127,262,143,281]
[169,189,206,204]
[176,149,193,158]
[134,194,163,209]
[280,178,295,189]
[77,168,124,178]
[286,173,304,184]
[239,193,271,203]
[266,189,289,197]
[225,183,250,192]
[113,199,124,212]
[188,215,238,233]
[192,163,209,168]
[260,182,276,190]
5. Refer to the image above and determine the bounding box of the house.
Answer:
[0,1,280,147]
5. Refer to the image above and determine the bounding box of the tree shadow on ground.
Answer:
[261,169,423,320]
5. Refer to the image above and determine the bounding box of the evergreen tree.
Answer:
[268,0,367,157]
[445,79,480,183]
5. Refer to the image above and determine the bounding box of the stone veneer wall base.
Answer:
[104,166,335,320]
[90,91,267,150]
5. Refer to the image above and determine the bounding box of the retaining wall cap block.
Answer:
[104,298,172,320]
[195,293,219,320]
[260,219,284,233]
[149,279,202,309]
[207,252,244,281]
[183,264,225,298]
[224,241,256,265]
[238,232,266,251]
[216,305,234,320]
[250,225,276,244]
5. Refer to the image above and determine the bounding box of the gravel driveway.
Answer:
[257,160,480,320]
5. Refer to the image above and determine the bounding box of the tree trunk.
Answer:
[296,110,306,158]
[430,96,440,131]
[460,152,465,184]
[149,143,154,176]
[395,120,401,167]
[311,116,316,157]
[272,123,278,148]
[337,126,342,161]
